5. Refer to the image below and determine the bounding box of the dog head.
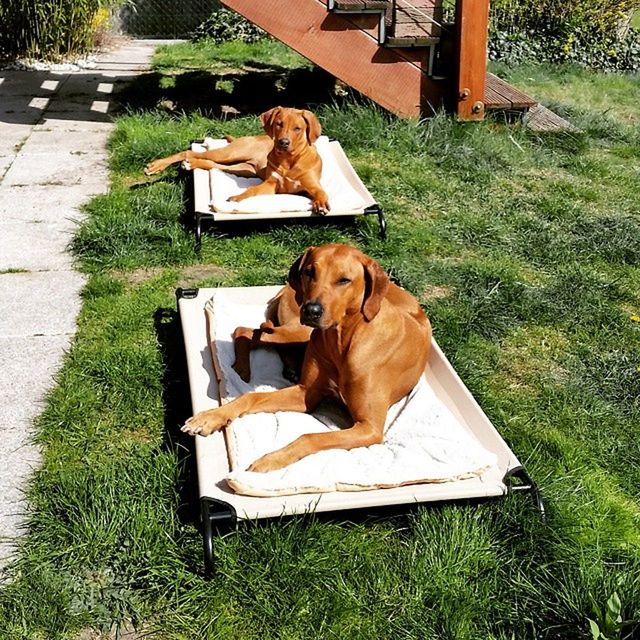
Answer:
[260,106,322,155]
[288,244,390,329]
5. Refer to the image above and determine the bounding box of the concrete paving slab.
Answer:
[0,156,14,180]
[0,123,33,155]
[39,99,114,118]
[0,270,86,337]
[0,70,66,97]
[16,128,110,155]
[0,333,73,428]
[0,331,74,569]
[2,149,108,187]
[0,185,90,225]
[0,221,76,271]
[0,97,45,126]
[35,104,113,126]
[34,116,115,132]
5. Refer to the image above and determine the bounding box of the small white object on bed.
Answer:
[206,291,498,497]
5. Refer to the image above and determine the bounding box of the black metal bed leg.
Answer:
[377,207,387,239]
[195,213,203,253]
[201,498,215,578]
[504,466,546,523]
[200,497,237,578]
[364,205,387,240]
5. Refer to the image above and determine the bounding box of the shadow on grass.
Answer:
[116,66,342,118]
[195,214,371,244]
[154,307,201,527]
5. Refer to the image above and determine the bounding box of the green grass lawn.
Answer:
[1,40,639,639]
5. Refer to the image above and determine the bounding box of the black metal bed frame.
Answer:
[192,199,387,252]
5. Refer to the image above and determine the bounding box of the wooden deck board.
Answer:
[484,73,536,110]
[524,103,578,132]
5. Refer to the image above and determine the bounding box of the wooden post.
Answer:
[454,0,490,120]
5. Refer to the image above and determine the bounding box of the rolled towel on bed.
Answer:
[205,291,498,497]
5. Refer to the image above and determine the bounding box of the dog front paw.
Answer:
[248,450,289,473]
[312,198,330,216]
[181,410,229,437]
[144,160,165,176]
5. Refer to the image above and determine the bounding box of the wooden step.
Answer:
[484,73,536,111]
[330,0,389,10]
[386,0,442,47]
[327,0,389,44]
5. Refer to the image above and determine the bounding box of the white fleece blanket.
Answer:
[205,291,498,497]
[201,136,369,214]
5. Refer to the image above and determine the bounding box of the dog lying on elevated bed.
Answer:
[182,244,431,473]
[144,106,330,214]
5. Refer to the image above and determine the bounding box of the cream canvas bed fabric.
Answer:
[178,287,522,521]
[205,291,498,497]
[191,137,377,223]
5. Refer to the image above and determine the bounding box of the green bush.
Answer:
[191,7,265,44]
[489,0,640,70]
[0,0,116,60]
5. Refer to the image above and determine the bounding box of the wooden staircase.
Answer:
[221,0,537,120]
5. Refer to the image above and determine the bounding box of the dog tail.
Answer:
[223,134,235,143]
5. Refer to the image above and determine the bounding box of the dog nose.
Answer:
[302,302,323,322]
[278,137,291,149]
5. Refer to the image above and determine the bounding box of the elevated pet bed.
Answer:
[190,137,385,249]
[177,286,543,575]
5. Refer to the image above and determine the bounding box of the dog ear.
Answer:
[288,247,314,306]
[300,110,322,144]
[260,107,281,137]
[362,257,390,321]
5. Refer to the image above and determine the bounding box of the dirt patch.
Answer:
[75,623,151,640]
[175,263,229,288]
[113,266,165,287]
[114,264,229,288]
[421,285,453,301]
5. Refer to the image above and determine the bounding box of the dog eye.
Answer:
[337,277,351,285]
[276,122,283,128]
[303,267,314,278]
[294,126,302,132]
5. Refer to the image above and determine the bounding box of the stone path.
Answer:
[0,39,163,574]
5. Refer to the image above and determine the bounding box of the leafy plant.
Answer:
[0,0,124,59]
[191,7,265,44]
[489,0,640,70]
[588,591,624,639]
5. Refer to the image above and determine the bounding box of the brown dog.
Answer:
[144,106,330,214]
[182,244,432,473]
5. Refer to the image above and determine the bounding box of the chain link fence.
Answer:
[115,0,220,38]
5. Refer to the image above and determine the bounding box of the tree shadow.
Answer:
[116,65,343,117]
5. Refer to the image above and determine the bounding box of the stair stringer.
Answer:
[222,0,444,118]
